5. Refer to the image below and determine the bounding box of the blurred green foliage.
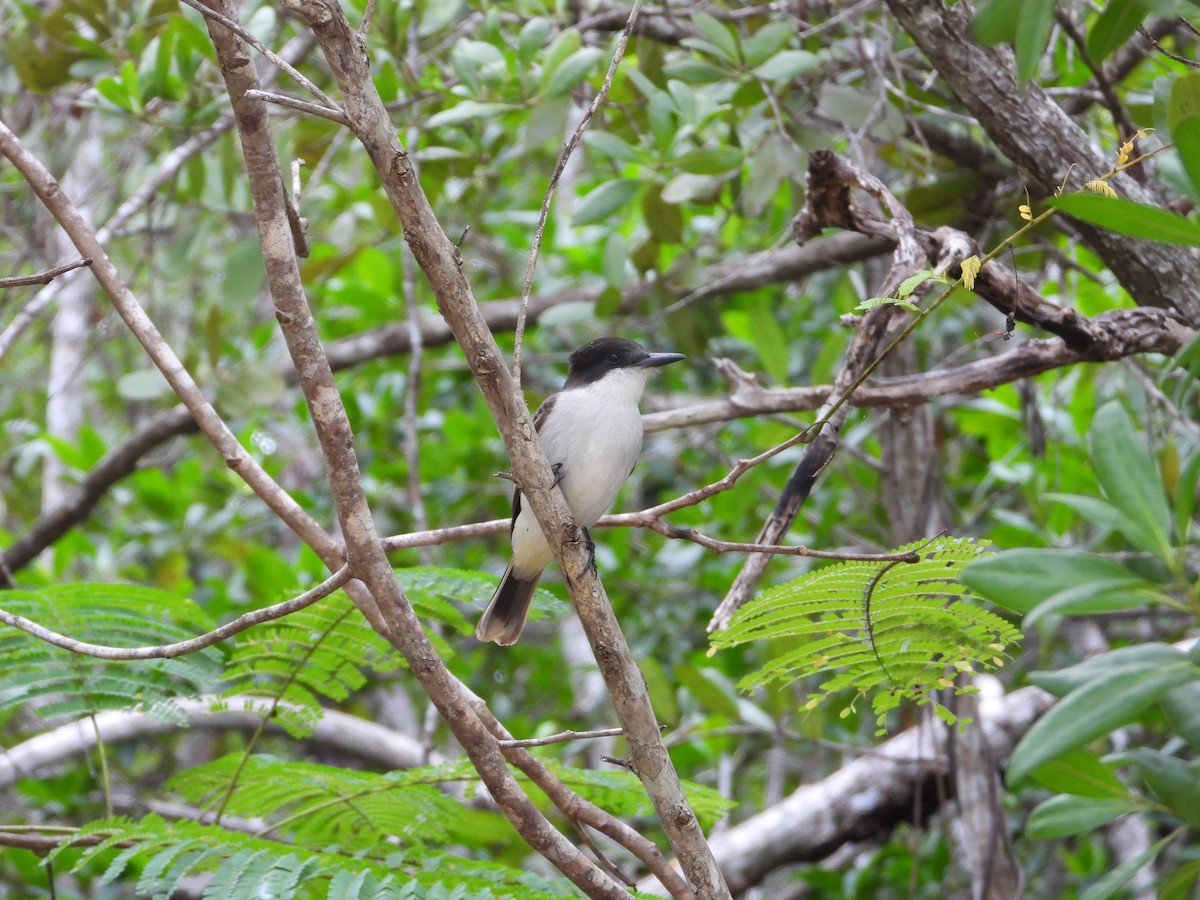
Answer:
[1,0,1198,896]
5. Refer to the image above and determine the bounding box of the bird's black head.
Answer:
[563,337,685,389]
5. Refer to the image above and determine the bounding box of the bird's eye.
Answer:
[609,352,620,362]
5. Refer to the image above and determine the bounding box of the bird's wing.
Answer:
[509,393,559,533]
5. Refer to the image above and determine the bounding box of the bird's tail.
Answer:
[476,563,542,645]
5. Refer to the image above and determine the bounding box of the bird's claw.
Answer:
[550,461,565,488]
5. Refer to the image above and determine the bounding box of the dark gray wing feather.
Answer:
[508,393,559,534]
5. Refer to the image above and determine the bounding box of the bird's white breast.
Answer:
[508,367,650,575]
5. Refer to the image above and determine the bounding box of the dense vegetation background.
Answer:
[1,0,1199,897]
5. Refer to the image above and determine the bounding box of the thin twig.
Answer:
[1138,23,1200,68]
[0,258,92,289]
[512,0,642,387]
[358,0,379,36]
[498,727,626,748]
[243,88,352,126]
[0,566,351,660]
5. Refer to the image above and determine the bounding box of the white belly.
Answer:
[509,375,646,576]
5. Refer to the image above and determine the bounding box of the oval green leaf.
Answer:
[1008,661,1194,783]
[572,179,640,225]
[1050,193,1200,246]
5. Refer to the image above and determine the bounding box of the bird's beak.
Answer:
[639,352,686,368]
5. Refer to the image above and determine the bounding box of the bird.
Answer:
[475,337,686,645]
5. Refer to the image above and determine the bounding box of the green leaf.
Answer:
[661,59,730,84]
[661,173,724,204]
[583,130,644,164]
[1025,795,1141,839]
[1029,749,1132,799]
[1050,193,1200,247]
[572,179,640,225]
[117,368,173,401]
[691,12,739,64]
[963,549,1161,616]
[896,268,951,299]
[747,300,790,384]
[972,0,1022,44]
[1160,860,1200,900]
[1086,0,1149,63]
[1014,0,1056,85]
[1167,71,1200,130]
[1128,749,1200,827]
[1173,116,1200,196]
[1008,659,1195,783]
[1163,681,1200,751]
[1031,643,1188,696]
[517,17,553,64]
[641,182,683,244]
[676,145,744,175]
[741,22,795,67]
[425,101,518,128]
[640,656,679,725]
[678,665,741,719]
[540,46,603,97]
[753,50,820,81]
[1089,401,1173,556]
[712,538,1017,730]
[601,232,628,289]
[1080,832,1175,900]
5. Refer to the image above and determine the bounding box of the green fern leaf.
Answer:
[220,593,404,738]
[711,537,1020,730]
[0,584,222,722]
[167,754,472,853]
[61,814,578,898]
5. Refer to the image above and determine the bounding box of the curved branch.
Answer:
[0,565,350,660]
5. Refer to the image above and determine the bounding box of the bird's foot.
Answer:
[551,461,564,488]
[582,527,596,571]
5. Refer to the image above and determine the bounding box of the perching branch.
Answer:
[0,566,350,660]
[277,0,730,895]
[199,3,629,895]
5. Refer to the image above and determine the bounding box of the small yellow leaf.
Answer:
[1018,203,1032,221]
[1084,179,1118,198]
[959,255,982,290]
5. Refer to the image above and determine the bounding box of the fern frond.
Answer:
[711,537,1020,730]
[220,593,403,738]
[58,814,577,899]
[167,754,470,853]
[0,584,222,723]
